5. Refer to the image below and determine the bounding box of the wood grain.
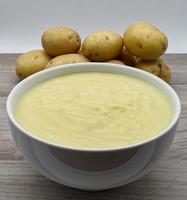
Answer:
[0,54,187,199]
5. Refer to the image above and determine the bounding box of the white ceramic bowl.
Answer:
[7,63,181,191]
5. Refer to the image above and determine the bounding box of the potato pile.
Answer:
[16,22,171,83]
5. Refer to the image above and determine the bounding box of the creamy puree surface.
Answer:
[15,72,172,149]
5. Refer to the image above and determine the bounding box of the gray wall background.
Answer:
[0,0,185,53]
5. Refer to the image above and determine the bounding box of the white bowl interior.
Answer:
[7,63,181,151]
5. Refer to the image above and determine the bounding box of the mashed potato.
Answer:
[15,72,172,149]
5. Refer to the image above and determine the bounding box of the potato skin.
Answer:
[16,50,51,80]
[107,60,124,65]
[136,59,171,83]
[123,22,168,60]
[82,30,123,61]
[118,46,139,67]
[41,26,81,57]
[45,54,90,68]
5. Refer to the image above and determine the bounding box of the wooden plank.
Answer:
[0,160,186,200]
[0,54,187,199]
[0,54,19,97]
[163,54,187,84]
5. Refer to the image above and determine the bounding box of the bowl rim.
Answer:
[7,63,181,152]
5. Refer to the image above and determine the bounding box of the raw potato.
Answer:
[41,26,81,57]
[16,50,51,80]
[107,60,124,65]
[82,30,123,61]
[136,59,171,83]
[123,22,168,60]
[119,46,138,67]
[45,54,90,68]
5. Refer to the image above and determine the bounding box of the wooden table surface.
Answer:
[0,54,187,200]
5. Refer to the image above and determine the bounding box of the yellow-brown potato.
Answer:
[136,59,171,83]
[82,30,123,61]
[41,26,81,57]
[16,50,51,80]
[123,22,168,60]
[119,46,139,67]
[45,54,90,68]
[107,60,124,65]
